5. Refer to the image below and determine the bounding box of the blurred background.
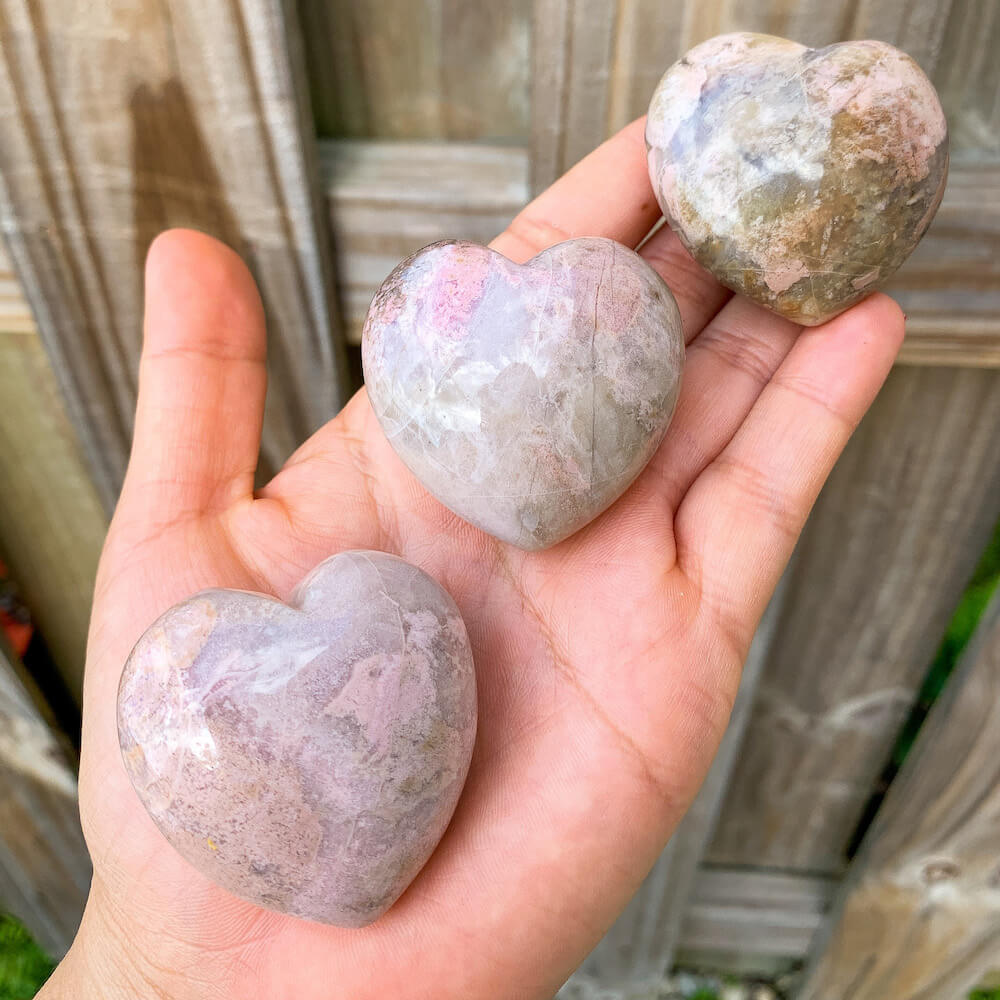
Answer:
[0,1,998,998]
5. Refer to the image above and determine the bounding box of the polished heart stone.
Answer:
[117,551,477,928]
[362,238,684,549]
[646,33,949,325]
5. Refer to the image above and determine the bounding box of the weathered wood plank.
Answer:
[3,147,998,367]
[605,0,688,136]
[799,593,1000,1000]
[933,0,1000,156]
[299,0,530,141]
[847,0,955,75]
[563,568,797,994]
[321,140,531,342]
[531,0,573,192]
[682,868,835,960]
[316,144,1000,366]
[531,0,633,190]
[0,0,349,512]
[708,365,1000,873]
[679,0,954,91]
[888,159,1000,367]
[559,868,837,996]
[0,640,90,957]
[0,243,104,703]
[677,0,856,56]
[0,324,105,702]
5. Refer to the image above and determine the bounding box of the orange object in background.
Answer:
[0,559,33,657]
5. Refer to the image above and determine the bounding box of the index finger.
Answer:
[491,117,660,262]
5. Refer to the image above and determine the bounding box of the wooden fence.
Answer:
[0,0,998,996]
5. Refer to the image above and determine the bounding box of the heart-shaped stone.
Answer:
[117,551,477,927]
[362,238,684,549]
[646,33,948,325]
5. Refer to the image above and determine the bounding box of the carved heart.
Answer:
[362,238,685,549]
[646,33,948,325]
[117,551,477,927]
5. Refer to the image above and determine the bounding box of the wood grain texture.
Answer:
[0,640,90,957]
[531,0,986,181]
[681,868,834,961]
[563,569,797,994]
[678,0,953,90]
[0,0,349,512]
[559,869,836,997]
[934,0,1000,156]
[0,243,104,702]
[605,0,688,136]
[4,146,998,365]
[300,0,530,140]
[708,365,1000,873]
[0,318,105,701]
[845,0,954,74]
[530,0,572,191]
[800,594,1000,1000]
[321,139,530,341]
[889,160,1000,367]
[315,141,1000,366]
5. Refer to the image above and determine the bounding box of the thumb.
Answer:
[120,229,268,519]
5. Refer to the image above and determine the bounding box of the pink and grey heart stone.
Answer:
[117,551,477,927]
[362,237,685,549]
[646,33,949,325]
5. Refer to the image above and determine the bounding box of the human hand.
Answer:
[43,118,903,1000]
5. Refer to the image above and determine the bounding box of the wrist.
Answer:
[38,888,190,1000]
[36,919,124,1000]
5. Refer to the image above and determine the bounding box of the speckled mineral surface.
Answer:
[117,551,477,927]
[646,33,949,325]
[362,238,685,549]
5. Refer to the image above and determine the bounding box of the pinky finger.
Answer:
[675,293,905,650]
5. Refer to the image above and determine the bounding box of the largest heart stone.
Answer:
[362,238,685,549]
[117,551,477,927]
[646,33,949,325]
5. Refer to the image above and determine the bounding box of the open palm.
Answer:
[57,120,903,1000]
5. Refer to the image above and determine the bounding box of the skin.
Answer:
[41,117,904,1000]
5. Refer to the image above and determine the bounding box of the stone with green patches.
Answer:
[646,33,949,326]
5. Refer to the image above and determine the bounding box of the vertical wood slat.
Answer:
[529,0,1000,985]
[0,0,350,512]
[0,294,106,700]
[933,0,1000,155]
[0,641,90,957]
[531,0,572,192]
[708,367,1000,873]
[299,0,531,142]
[799,592,1000,1000]
[561,568,797,996]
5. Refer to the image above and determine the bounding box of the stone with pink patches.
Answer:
[362,238,685,550]
[117,551,477,928]
[646,33,949,325]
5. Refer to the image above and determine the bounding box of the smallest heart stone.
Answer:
[646,33,949,325]
[362,238,685,549]
[117,551,477,927]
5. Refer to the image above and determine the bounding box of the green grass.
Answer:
[0,909,996,999]
[847,517,1000,860]
[891,517,1000,769]
[0,916,53,1000]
